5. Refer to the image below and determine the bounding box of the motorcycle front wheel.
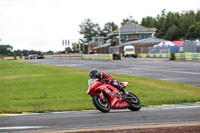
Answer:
[92,94,110,113]
[125,92,141,111]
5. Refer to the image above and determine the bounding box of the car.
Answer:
[123,45,137,58]
[24,54,43,59]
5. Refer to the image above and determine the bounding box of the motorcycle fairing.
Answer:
[97,84,129,109]
[87,79,129,109]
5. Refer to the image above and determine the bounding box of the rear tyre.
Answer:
[92,94,110,113]
[126,92,141,111]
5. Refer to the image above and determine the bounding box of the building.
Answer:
[118,37,169,54]
[89,22,156,54]
[88,37,106,54]
[109,22,156,45]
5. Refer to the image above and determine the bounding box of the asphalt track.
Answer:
[1,106,200,132]
[23,58,200,86]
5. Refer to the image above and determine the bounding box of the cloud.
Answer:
[0,0,200,51]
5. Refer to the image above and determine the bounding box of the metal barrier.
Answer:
[44,54,114,61]
[175,53,200,61]
[52,54,82,59]
[183,41,200,53]
[138,54,169,58]
[82,54,113,61]
[44,55,53,59]
[138,53,200,61]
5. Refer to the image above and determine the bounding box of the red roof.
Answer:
[172,41,183,47]
[29,54,39,57]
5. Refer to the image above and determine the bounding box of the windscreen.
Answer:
[88,79,98,89]
[125,48,134,51]
[87,79,98,94]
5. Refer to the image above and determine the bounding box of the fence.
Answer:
[43,54,117,60]
[183,40,200,53]
[44,55,53,59]
[148,46,177,54]
[3,56,25,60]
[52,54,82,59]
[82,54,113,61]
[147,40,200,54]
[109,46,120,54]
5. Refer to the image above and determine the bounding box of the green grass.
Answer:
[0,59,200,113]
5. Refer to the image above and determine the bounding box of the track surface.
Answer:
[1,106,200,132]
[23,58,200,86]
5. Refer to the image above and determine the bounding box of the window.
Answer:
[120,34,131,40]
[93,38,104,44]
[93,38,98,43]
[137,34,150,39]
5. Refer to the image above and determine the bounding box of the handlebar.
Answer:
[100,79,109,83]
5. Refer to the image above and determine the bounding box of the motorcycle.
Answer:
[87,79,141,113]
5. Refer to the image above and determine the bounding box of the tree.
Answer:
[103,22,118,34]
[196,10,200,21]
[84,44,88,54]
[0,45,13,56]
[186,22,200,40]
[65,47,72,53]
[79,19,102,43]
[165,24,180,40]
[163,12,181,40]
[141,16,157,28]
[121,18,138,26]
[154,9,167,38]
[152,9,199,40]
[178,11,196,39]
[45,50,54,55]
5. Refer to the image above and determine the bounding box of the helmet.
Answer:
[89,69,100,79]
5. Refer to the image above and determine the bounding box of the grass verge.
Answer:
[0,60,200,113]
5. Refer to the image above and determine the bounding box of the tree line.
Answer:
[79,9,200,43]
[141,9,200,40]
[0,45,54,57]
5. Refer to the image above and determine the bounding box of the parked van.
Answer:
[123,45,137,58]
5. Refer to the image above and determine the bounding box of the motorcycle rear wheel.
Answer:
[92,94,110,113]
[125,92,141,111]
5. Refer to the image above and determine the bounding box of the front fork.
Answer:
[124,89,129,95]
[97,92,105,102]
[120,85,129,95]
[121,87,129,101]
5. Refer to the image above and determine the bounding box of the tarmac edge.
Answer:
[30,122,200,133]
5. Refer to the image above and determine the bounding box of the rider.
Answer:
[89,69,125,93]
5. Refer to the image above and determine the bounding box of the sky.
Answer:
[0,0,200,52]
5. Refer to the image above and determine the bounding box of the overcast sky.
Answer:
[0,0,199,52]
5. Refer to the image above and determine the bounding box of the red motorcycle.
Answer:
[87,79,141,113]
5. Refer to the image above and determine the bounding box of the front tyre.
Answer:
[92,94,110,113]
[126,92,141,111]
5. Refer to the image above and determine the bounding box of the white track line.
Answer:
[0,126,46,130]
